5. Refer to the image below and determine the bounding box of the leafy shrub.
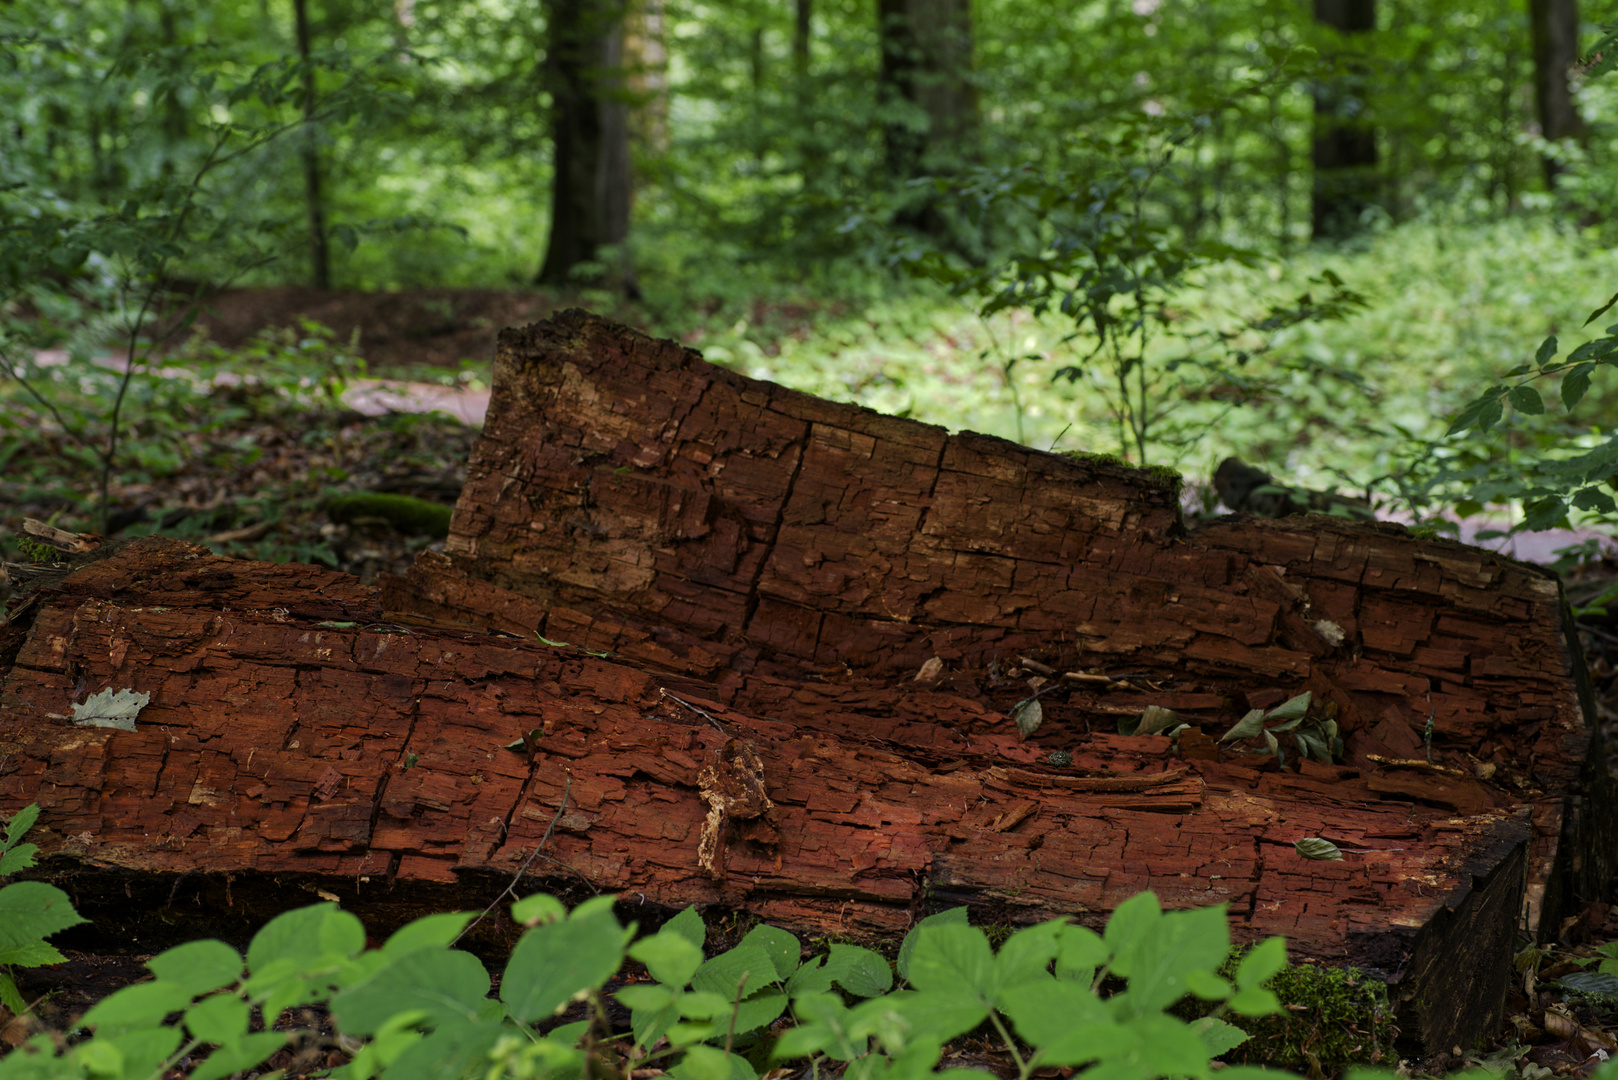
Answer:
[0,887,1296,1080]
[0,805,87,1016]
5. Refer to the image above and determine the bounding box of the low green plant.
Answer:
[0,887,1302,1080]
[0,804,87,1016]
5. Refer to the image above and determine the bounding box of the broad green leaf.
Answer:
[670,1044,756,1080]
[381,912,476,959]
[1055,923,1108,983]
[185,993,250,1044]
[1194,1015,1251,1054]
[189,1032,289,1080]
[1219,709,1266,742]
[615,983,675,1012]
[1536,335,1560,368]
[998,976,1108,1046]
[1266,692,1311,720]
[1523,496,1569,532]
[1184,969,1232,999]
[0,940,66,967]
[1507,385,1544,415]
[739,924,801,981]
[1294,837,1343,860]
[1228,985,1282,1015]
[372,1018,505,1080]
[993,920,1064,991]
[664,905,707,949]
[501,899,625,1022]
[823,943,893,997]
[1030,1018,1134,1067]
[3,805,40,848]
[884,987,990,1043]
[905,923,995,1000]
[0,844,39,876]
[1586,292,1618,326]
[88,1026,184,1080]
[510,893,565,927]
[0,882,87,952]
[245,903,364,975]
[79,980,195,1036]
[1235,937,1287,991]
[896,907,968,984]
[630,931,705,987]
[0,972,24,1016]
[672,990,734,1018]
[1446,390,1504,436]
[693,944,781,996]
[1563,364,1595,410]
[148,940,242,997]
[1107,898,1230,1015]
[332,947,490,1035]
[1573,486,1617,513]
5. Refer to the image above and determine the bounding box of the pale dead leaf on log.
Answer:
[1010,697,1044,739]
[67,688,150,731]
[1294,837,1345,861]
[914,656,944,682]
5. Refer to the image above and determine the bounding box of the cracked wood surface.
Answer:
[1,311,1612,1054]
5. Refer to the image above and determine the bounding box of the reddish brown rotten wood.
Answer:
[0,312,1610,1059]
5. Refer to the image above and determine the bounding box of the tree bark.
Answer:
[536,0,636,297]
[293,0,332,291]
[4,312,1614,1057]
[1528,0,1586,185]
[1311,0,1379,240]
[876,0,977,236]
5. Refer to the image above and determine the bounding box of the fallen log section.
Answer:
[2,310,1614,1056]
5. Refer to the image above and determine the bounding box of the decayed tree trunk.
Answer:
[1,311,1613,1057]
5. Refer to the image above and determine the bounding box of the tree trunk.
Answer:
[536,0,637,297]
[1311,0,1379,240]
[1528,0,1586,185]
[3,313,1609,1058]
[876,0,977,236]
[293,0,331,291]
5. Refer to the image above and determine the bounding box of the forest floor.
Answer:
[10,286,1618,1075]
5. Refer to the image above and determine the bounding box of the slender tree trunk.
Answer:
[1529,0,1585,185]
[1310,0,1379,240]
[876,0,977,237]
[292,0,331,290]
[793,0,811,85]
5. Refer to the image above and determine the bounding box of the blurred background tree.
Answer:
[2,0,1618,543]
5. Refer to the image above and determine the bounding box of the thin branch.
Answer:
[451,772,572,947]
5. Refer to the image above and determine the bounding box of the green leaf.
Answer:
[615,983,676,1012]
[1219,709,1266,742]
[1055,923,1108,983]
[1563,364,1595,409]
[1265,692,1311,721]
[905,923,995,1001]
[1535,335,1559,369]
[825,943,894,997]
[0,844,39,876]
[664,905,707,949]
[510,893,566,926]
[381,912,476,959]
[188,1032,288,1080]
[245,903,365,975]
[993,920,1065,992]
[896,907,968,984]
[0,940,66,968]
[1585,292,1618,326]
[185,993,250,1044]
[630,931,705,988]
[670,1045,756,1080]
[1293,837,1343,861]
[998,977,1109,1046]
[332,947,490,1035]
[0,882,87,953]
[148,940,242,997]
[1011,697,1044,739]
[1228,985,1283,1015]
[1573,486,1617,513]
[1029,1017,1134,1067]
[3,805,40,849]
[79,980,195,1036]
[373,1018,506,1080]
[739,924,801,981]
[693,943,781,996]
[0,972,24,1017]
[1107,898,1230,1015]
[88,1026,184,1080]
[501,898,626,1022]
[1523,496,1569,532]
[1446,390,1505,435]
[885,987,991,1043]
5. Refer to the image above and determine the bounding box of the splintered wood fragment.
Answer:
[1,312,1611,1061]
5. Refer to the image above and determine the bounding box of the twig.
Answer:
[452,773,571,946]
[660,688,727,734]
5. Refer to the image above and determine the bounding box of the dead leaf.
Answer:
[71,687,151,731]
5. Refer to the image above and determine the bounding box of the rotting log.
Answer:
[0,312,1610,1056]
